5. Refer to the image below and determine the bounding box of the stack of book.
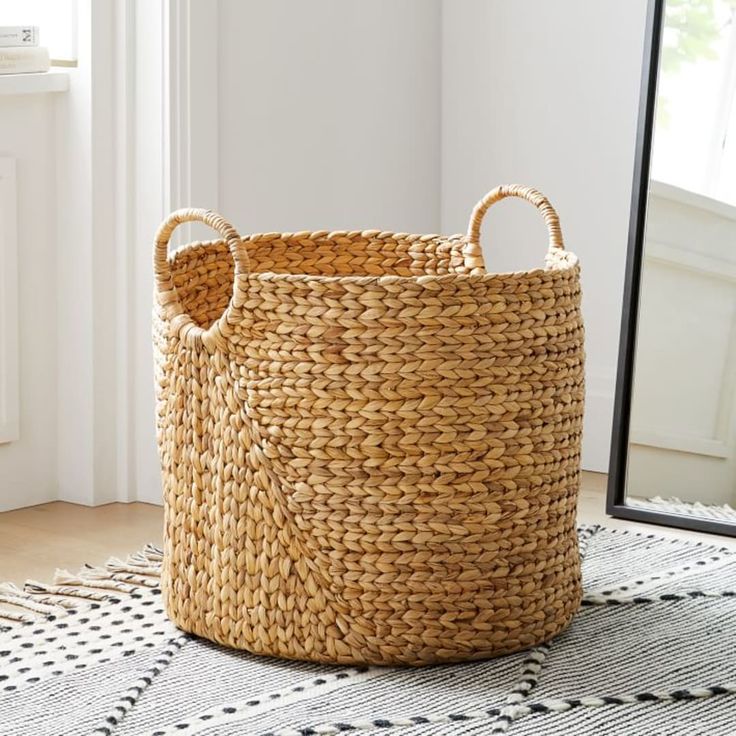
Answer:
[0,26,49,75]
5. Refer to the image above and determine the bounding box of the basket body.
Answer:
[154,189,585,665]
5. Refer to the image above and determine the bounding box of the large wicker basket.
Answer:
[153,185,585,666]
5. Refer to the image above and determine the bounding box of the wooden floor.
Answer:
[1,471,734,586]
[0,501,163,586]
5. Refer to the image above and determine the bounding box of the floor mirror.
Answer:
[608,0,736,536]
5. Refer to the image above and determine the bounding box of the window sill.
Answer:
[0,71,70,96]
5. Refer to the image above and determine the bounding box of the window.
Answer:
[0,0,77,65]
[652,0,736,206]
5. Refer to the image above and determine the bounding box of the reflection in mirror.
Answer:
[625,0,736,526]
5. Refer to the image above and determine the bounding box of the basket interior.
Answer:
[169,232,468,330]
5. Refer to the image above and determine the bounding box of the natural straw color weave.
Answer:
[153,185,585,666]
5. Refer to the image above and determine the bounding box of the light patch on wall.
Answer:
[0,156,19,444]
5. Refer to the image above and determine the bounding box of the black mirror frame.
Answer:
[606,0,736,537]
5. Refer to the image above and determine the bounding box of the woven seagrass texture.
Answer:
[153,185,585,666]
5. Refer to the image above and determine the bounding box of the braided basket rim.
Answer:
[166,233,580,285]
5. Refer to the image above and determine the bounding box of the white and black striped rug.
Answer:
[1,525,734,735]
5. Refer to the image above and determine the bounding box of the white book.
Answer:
[0,46,50,75]
[0,26,39,47]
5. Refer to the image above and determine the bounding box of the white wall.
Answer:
[0,95,58,512]
[217,0,441,234]
[56,1,134,507]
[441,0,648,470]
[0,1,649,511]
[126,0,444,506]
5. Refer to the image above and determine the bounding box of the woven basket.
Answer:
[153,185,585,666]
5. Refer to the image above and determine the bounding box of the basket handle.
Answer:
[463,185,565,272]
[153,208,249,296]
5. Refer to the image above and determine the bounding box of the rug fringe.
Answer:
[0,544,163,627]
[128,543,164,565]
[0,583,64,615]
[21,582,101,607]
[58,567,160,589]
